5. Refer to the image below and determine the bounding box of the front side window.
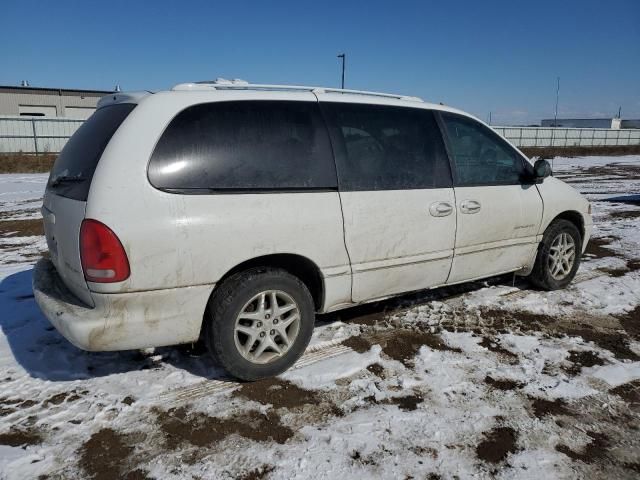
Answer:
[149,101,336,191]
[441,113,526,186]
[323,103,452,191]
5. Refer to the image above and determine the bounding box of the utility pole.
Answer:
[554,76,560,127]
[337,53,345,89]
[550,76,560,172]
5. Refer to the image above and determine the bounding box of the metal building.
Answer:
[0,85,113,119]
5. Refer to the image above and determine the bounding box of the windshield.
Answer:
[48,103,135,200]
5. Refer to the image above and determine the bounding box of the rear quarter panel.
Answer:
[85,91,351,309]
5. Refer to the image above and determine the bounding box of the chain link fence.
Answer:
[493,126,640,148]
[0,116,83,153]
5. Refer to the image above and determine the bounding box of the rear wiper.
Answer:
[50,175,86,187]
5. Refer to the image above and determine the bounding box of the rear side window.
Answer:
[48,104,135,201]
[323,103,452,191]
[441,112,527,186]
[149,101,336,191]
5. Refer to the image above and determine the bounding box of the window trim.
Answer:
[436,111,534,188]
[147,99,339,195]
[320,102,454,192]
[158,186,339,195]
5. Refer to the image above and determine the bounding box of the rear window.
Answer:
[148,101,337,192]
[48,103,135,201]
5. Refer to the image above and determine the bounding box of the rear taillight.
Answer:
[80,219,130,283]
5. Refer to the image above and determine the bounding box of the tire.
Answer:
[204,267,315,381]
[528,219,582,290]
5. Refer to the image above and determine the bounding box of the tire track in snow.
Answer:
[159,331,403,406]
[158,337,364,406]
[498,270,603,300]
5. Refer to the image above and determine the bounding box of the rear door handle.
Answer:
[429,201,454,217]
[460,200,481,214]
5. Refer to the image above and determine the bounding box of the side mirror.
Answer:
[533,159,552,181]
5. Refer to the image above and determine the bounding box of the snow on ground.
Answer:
[0,174,47,219]
[1,159,639,479]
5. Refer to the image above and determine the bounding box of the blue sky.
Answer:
[1,0,638,125]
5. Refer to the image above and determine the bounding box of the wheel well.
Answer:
[216,254,325,311]
[553,210,585,240]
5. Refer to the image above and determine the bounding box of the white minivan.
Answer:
[33,81,592,380]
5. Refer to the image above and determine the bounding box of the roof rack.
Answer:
[171,80,423,102]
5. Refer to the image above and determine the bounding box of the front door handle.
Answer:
[429,201,454,217]
[460,200,481,214]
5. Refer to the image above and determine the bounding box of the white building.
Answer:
[0,85,113,119]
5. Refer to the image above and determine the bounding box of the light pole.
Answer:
[337,53,345,89]
[554,76,560,127]
[550,76,560,171]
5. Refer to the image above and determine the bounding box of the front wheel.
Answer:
[204,267,315,381]
[528,219,582,290]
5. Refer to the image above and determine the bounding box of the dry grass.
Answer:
[520,145,640,159]
[0,219,44,237]
[0,154,56,174]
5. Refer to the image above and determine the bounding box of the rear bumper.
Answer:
[32,259,213,351]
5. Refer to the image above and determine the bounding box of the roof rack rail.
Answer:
[171,81,423,102]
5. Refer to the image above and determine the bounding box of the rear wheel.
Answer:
[528,219,582,290]
[204,267,314,381]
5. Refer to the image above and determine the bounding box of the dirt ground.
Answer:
[0,154,56,174]
[1,157,639,479]
[520,145,640,159]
